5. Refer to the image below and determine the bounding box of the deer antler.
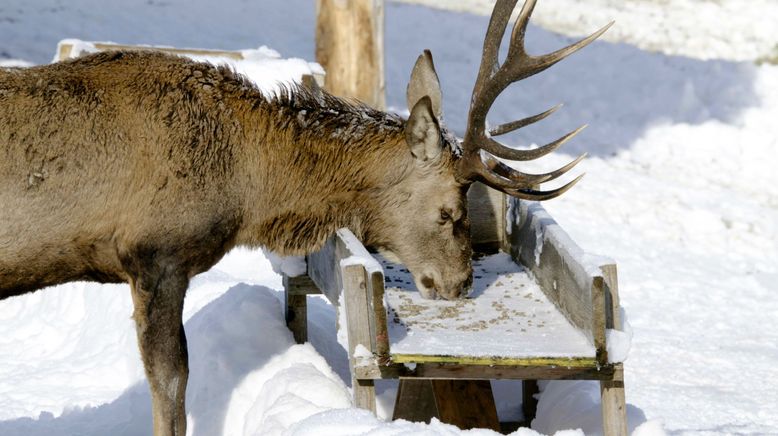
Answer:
[458,0,612,200]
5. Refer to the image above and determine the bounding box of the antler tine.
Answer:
[505,173,585,201]
[474,0,520,88]
[506,0,536,60]
[489,103,562,136]
[480,124,587,161]
[459,0,609,201]
[467,0,519,145]
[478,152,586,189]
[529,21,614,76]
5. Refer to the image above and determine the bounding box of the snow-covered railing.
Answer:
[508,199,623,364]
[53,39,326,92]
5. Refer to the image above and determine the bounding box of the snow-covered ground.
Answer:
[2,0,777,435]
[394,0,778,62]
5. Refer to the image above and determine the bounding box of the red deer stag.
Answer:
[0,0,609,434]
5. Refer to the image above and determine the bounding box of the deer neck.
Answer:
[234,87,411,255]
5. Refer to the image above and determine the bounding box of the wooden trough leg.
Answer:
[283,274,315,344]
[432,380,500,432]
[342,265,377,413]
[600,363,627,436]
[393,379,500,432]
[522,379,539,425]
[284,293,307,344]
[354,379,377,413]
[393,380,438,423]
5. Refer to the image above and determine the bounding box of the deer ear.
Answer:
[406,50,442,118]
[405,96,442,161]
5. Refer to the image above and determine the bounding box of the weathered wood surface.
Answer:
[284,274,321,295]
[601,363,627,436]
[599,265,628,435]
[468,182,505,253]
[307,229,382,305]
[522,379,539,423]
[432,380,500,431]
[393,379,500,432]
[315,0,385,108]
[390,354,598,367]
[601,263,622,331]
[355,362,617,381]
[369,270,390,361]
[392,379,438,423]
[306,229,380,411]
[284,291,308,344]
[509,199,615,363]
[342,263,377,412]
[307,234,341,306]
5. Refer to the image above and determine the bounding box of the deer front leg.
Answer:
[130,269,189,436]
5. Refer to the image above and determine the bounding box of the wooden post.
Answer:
[599,264,628,435]
[283,274,321,344]
[601,364,627,436]
[342,264,377,412]
[316,0,385,109]
[522,379,539,424]
[393,379,500,431]
[393,380,438,423]
[431,380,500,432]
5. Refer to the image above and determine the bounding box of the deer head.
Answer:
[375,0,611,300]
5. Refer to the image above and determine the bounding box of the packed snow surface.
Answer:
[394,0,778,62]
[1,0,777,435]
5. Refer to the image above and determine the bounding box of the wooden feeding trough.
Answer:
[283,188,627,434]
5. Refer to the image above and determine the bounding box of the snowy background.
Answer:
[1,0,777,435]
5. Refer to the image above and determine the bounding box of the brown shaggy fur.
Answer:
[0,51,473,435]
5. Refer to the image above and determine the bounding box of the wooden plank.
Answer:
[599,265,627,435]
[283,274,314,343]
[390,354,598,368]
[509,200,609,357]
[355,363,616,381]
[468,182,505,253]
[601,263,621,330]
[284,274,321,295]
[307,235,342,305]
[415,364,615,381]
[392,380,438,423]
[369,270,391,362]
[285,293,308,344]
[600,363,627,436]
[431,380,500,432]
[392,379,500,432]
[316,0,385,108]
[342,263,377,412]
